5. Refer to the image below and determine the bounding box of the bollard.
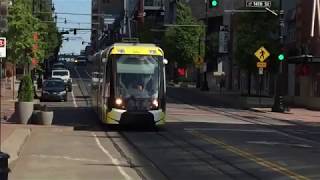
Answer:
[0,152,10,180]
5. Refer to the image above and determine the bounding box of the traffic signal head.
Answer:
[278,53,285,61]
[209,0,218,8]
[73,29,77,35]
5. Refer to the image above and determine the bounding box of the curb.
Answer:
[2,128,31,164]
[249,108,268,113]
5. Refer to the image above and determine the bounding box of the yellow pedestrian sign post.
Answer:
[254,46,270,62]
[194,56,204,68]
[257,62,267,68]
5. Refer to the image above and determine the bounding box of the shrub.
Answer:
[18,75,34,102]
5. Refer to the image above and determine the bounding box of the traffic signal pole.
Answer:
[272,0,285,112]
[201,0,209,91]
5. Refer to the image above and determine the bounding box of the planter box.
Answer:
[38,111,54,125]
[16,102,34,124]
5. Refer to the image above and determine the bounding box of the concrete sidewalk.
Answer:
[168,85,320,125]
[251,108,320,125]
[1,79,31,164]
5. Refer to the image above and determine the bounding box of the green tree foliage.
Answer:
[5,0,60,67]
[18,75,34,102]
[234,2,279,73]
[6,0,39,65]
[163,2,204,67]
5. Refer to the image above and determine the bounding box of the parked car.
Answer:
[41,79,68,102]
[51,69,72,92]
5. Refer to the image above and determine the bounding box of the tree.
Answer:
[234,2,279,95]
[18,75,34,102]
[162,2,204,67]
[5,0,60,70]
[6,0,40,67]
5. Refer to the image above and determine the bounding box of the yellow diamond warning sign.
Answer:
[194,56,204,68]
[254,46,270,62]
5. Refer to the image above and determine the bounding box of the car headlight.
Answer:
[59,91,67,95]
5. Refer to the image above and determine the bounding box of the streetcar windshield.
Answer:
[115,55,161,99]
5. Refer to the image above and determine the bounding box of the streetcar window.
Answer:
[115,55,161,99]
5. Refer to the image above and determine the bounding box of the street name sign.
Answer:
[246,1,272,8]
[254,46,270,62]
[257,62,267,68]
[0,37,6,58]
[219,25,229,53]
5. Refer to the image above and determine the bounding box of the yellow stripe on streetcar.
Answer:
[190,131,310,180]
[110,46,164,56]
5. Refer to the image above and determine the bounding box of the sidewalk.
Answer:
[1,78,31,164]
[1,78,18,142]
[251,108,320,125]
[168,85,320,126]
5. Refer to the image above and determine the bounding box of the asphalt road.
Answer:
[9,64,320,180]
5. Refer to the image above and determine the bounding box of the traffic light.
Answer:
[73,29,77,35]
[209,0,218,8]
[278,53,285,61]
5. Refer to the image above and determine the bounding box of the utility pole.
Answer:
[201,0,209,91]
[272,0,285,112]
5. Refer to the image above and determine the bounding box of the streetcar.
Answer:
[91,42,168,127]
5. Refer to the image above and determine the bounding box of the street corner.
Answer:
[2,127,31,164]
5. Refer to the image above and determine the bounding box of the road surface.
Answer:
[9,64,320,180]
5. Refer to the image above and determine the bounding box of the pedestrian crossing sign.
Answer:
[194,56,204,68]
[254,46,270,62]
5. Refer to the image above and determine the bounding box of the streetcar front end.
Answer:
[101,44,167,127]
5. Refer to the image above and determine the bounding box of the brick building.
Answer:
[285,0,320,109]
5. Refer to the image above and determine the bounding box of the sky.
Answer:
[53,0,91,55]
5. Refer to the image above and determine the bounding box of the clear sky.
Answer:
[53,0,91,55]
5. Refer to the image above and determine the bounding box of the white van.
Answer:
[51,69,72,91]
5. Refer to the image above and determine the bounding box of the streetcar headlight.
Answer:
[152,99,159,108]
[115,98,123,106]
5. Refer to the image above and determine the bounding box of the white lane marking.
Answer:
[71,90,78,108]
[31,154,102,163]
[247,141,313,148]
[92,132,132,180]
[184,128,277,133]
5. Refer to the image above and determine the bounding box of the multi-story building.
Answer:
[284,0,320,109]
[91,0,124,51]
[164,0,244,90]
[164,0,320,109]
[91,0,166,52]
